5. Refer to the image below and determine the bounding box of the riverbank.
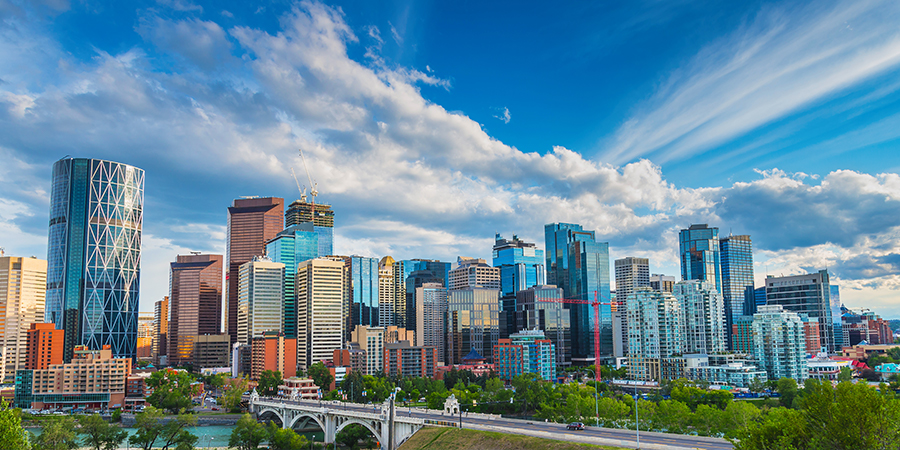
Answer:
[399,427,624,450]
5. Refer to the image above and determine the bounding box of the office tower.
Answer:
[383,341,438,378]
[405,268,444,335]
[719,234,754,349]
[46,157,144,362]
[350,325,385,375]
[378,257,397,326]
[765,270,839,352]
[829,285,844,350]
[25,323,63,370]
[515,285,571,366]
[226,197,284,345]
[415,282,448,365]
[649,274,675,293]
[0,256,47,383]
[409,259,451,287]
[323,256,352,342]
[612,307,627,359]
[389,259,415,329]
[674,281,726,354]
[494,330,556,382]
[568,231,612,361]
[168,254,223,367]
[449,257,500,290]
[752,305,808,382]
[193,334,231,368]
[731,316,754,354]
[493,234,545,337]
[296,258,344,370]
[251,331,297,380]
[626,288,682,381]
[447,287,500,365]
[136,313,154,359]
[754,286,766,310]
[350,256,380,333]
[679,224,721,291]
[267,224,334,339]
[153,297,168,365]
[801,315,822,355]
[614,257,650,303]
[237,256,285,345]
[544,223,582,295]
[285,199,334,228]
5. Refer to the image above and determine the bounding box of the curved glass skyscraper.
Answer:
[46,158,144,362]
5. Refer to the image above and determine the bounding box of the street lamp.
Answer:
[634,386,640,449]
[584,369,599,428]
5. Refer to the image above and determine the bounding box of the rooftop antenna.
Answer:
[299,148,318,217]
[190,251,201,255]
[0,247,4,257]
[290,168,308,203]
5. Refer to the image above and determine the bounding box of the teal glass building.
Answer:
[719,234,754,349]
[46,157,144,362]
[493,234,545,337]
[679,224,722,291]
[266,222,334,339]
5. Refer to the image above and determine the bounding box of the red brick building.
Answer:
[25,323,64,370]
[383,340,437,378]
[250,331,297,381]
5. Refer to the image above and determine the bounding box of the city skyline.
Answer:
[3,1,900,317]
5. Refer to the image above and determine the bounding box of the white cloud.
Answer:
[388,21,402,44]
[493,106,511,124]
[137,16,234,70]
[605,0,900,165]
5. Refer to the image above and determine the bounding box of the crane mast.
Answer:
[298,148,319,221]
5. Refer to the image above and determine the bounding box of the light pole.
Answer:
[584,369,599,428]
[634,386,640,449]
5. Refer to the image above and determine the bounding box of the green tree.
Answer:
[748,377,765,394]
[229,414,267,450]
[692,404,724,436]
[485,377,503,395]
[146,368,200,414]
[308,362,334,393]
[776,378,799,408]
[511,373,553,413]
[837,366,853,382]
[129,406,198,450]
[804,379,900,450]
[110,409,122,423]
[266,421,309,450]
[720,400,761,439]
[0,398,30,450]
[651,400,691,434]
[341,370,366,403]
[258,370,283,396]
[335,423,373,450]
[33,416,78,450]
[220,377,249,413]
[732,407,809,450]
[77,414,128,450]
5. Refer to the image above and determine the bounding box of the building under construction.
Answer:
[285,199,334,227]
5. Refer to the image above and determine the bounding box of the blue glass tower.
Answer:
[266,223,334,339]
[493,234,545,337]
[679,224,721,291]
[350,256,380,330]
[402,259,450,332]
[719,234,754,349]
[545,223,612,362]
[46,157,144,362]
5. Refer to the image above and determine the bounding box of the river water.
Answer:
[27,425,326,448]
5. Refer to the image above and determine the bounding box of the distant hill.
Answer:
[889,320,900,332]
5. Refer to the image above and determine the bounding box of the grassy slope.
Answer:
[398,427,622,450]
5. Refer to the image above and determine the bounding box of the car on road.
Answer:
[566,422,585,430]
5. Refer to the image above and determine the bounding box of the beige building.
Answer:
[153,297,169,365]
[378,256,396,326]
[350,325,385,375]
[297,258,344,370]
[29,345,131,410]
[238,256,285,345]
[193,334,231,369]
[448,257,500,290]
[0,256,47,383]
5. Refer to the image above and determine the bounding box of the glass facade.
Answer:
[46,158,143,362]
[350,256,380,331]
[266,223,333,339]
[168,254,223,367]
[568,232,612,360]
[516,285,571,366]
[446,288,500,365]
[405,267,445,334]
[765,270,838,352]
[544,223,583,295]
[679,224,721,291]
[719,235,754,349]
[493,234,545,338]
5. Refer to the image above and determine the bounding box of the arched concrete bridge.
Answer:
[249,391,428,449]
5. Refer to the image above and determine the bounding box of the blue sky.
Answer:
[3,0,900,316]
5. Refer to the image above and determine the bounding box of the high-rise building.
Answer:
[296,258,344,370]
[1,256,47,383]
[752,305,808,382]
[350,325,385,375]
[136,313,154,359]
[153,297,168,365]
[567,230,612,361]
[449,257,500,291]
[679,224,721,291]
[731,315,754,354]
[765,270,839,352]
[545,223,582,295]
[829,285,844,350]
[447,288,500,365]
[266,224,334,339]
[515,285,571,367]
[493,234,545,337]
[801,314,822,355]
[719,234,754,349]
[349,256,380,332]
[673,281,727,354]
[237,256,285,345]
[168,254,223,367]
[25,323,64,370]
[378,257,397,326]
[46,157,144,362]
[614,257,650,303]
[415,282,448,365]
[251,331,297,380]
[323,256,352,342]
[285,199,334,228]
[626,288,682,381]
[226,197,284,345]
[405,267,445,335]
[649,274,675,293]
[193,334,231,369]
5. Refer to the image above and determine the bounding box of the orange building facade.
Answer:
[250,331,297,380]
[25,323,64,370]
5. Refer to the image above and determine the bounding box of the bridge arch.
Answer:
[287,412,327,433]
[256,408,284,426]
[334,416,383,446]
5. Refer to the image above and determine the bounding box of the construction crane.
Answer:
[298,148,318,218]
[0,247,4,257]
[538,290,614,385]
[290,168,308,202]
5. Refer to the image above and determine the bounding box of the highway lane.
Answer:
[254,397,733,450]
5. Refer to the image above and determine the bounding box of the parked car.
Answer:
[566,422,585,430]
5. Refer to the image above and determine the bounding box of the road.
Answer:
[255,397,733,450]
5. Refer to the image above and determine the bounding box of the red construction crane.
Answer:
[538,290,614,385]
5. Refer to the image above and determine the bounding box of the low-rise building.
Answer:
[333,345,366,375]
[16,345,130,410]
[125,371,153,411]
[807,355,853,381]
[493,330,556,382]
[250,331,297,381]
[842,344,900,361]
[383,340,438,378]
[279,378,319,399]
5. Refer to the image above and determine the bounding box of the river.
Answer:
[26,425,326,448]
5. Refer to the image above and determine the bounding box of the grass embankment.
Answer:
[399,427,623,450]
